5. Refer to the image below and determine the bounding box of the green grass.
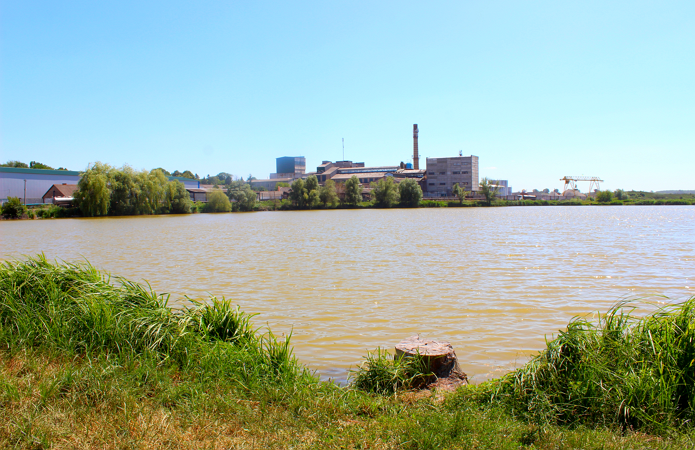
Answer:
[1,256,694,448]
[480,299,695,433]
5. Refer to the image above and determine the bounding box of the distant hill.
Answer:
[656,190,695,194]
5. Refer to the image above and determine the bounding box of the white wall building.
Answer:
[0,167,81,205]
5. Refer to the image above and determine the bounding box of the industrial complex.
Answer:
[249,124,507,199]
[4,124,610,206]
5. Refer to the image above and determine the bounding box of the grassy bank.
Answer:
[1,256,694,448]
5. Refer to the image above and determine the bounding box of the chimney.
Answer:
[413,124,419,170]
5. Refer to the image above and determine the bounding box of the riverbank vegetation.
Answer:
[1,256,694,448]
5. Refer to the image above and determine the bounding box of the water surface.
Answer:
[2,206,693,383]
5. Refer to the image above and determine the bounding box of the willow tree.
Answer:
[75,162,113,217]
[163,180,192,214]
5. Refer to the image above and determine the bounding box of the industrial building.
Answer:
[424,155,479,197]
[271,156,306,179]
[490,180,512,196]
[0,167,81,205]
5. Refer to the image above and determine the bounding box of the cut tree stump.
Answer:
[395,336,466,382]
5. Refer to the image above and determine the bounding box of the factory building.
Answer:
[271,156,306,179]
[424,155,479,197]
[0,167,81,205]
[490,180,512,196]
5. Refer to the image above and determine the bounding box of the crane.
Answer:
[560,176,603,193]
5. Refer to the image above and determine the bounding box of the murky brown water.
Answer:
[2,207,694,383]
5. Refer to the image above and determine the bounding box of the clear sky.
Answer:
[2,1,693,191]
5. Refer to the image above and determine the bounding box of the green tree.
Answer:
[275,182,290,189]
[110,165,139,215]
[614,189,625,200]
[30,161,55,170]
[134,169,168,214]
[289,178,307,209]
[373,176,399,208]
[74,162,113,217]
[344,176,363,207]
[1,161,29,168]
[228,184,257,211]
[1,197,27,219]
[398,179,422,207]
[319,179,339,207]
[596,190,613,203]
[154,167,171,176]
[452,183,469,205]
[479,177,499,206]
[204,190,232,212]
[180,170,196,179]
[163,180,192,214]
[304,175,320,209]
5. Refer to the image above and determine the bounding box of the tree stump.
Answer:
[395,336,465,380]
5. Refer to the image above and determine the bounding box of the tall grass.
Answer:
[484,299,695,432]
[349,348,434,394]
[0,255,314,392]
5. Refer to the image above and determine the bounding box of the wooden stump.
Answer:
[395,336,465,380]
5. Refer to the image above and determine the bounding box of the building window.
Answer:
[439,172,446,175]
[463,182,469,185]
[439,183,446,185]
[428,183,435,186]
[429,172,435,175]
[453,171,460,174]
[463,171,468,174]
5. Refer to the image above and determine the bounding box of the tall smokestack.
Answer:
[413,124,419,170]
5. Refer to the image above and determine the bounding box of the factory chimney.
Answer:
[413,124,419,170]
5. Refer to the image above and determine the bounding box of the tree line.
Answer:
[286,175,425,209]
[75,163,193,216]
[74,163,260,216]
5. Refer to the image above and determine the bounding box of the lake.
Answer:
[2,206,694,383]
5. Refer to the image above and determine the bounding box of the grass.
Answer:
[1,255,694,448]
[479,299,695,433]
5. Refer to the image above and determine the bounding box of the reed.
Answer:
[483,298,695,432]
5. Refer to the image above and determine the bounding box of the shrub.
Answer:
[420,200,447,208]
[398,179,423,207]
[204,190,231,213]
[1,197,27,219]
[596,190,613,203]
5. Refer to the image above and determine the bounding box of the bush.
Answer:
[420,200,448,208]
[204,190,231,213]
[1,197,27,219]
[398,179,423,207]
[596,190,613,203]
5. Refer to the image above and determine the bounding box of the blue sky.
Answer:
[2,1,693,191]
